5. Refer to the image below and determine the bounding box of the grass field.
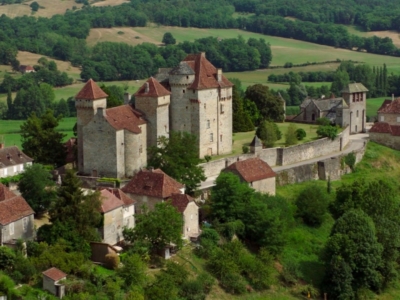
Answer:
[346,25,400,48]
[0,117,76,148]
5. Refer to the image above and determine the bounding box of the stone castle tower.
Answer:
[154,53,233,157]
[75,79,108,172]
[341,83,368,133]
[134,77,171,148]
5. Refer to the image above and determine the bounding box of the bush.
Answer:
[204,155,212,162]
[316,125,338,140]
[30,1,39,11]
[284,62,293,68]
[295,183,331,226]
[162,32,176,45]
[344,152,356,171]
[256,120,277,148]
[316,117,331,126]
[285,123,298,146]
[104,253,120,270]
[295,128,306,140]
[242,145,249,154]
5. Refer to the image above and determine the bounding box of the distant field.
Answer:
[0,117,77,148]
[346,26,400,48]
[367,97,386,119]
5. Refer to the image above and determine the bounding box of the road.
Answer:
[199,132,369,190]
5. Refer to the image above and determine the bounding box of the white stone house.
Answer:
[0,145,33,178]
[170,193,200,240]
[0,183,35,245]
[225,157,276,195]
[98,188,135,245]
[42,267,66,298]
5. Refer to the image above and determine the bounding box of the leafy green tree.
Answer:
[100,84,123,108]
[39,83,55,110]
[0,246,16,273]
[245,84,285,122]
[324,209,383,298]
[55,99,70,117]
[295,128,306,140]
[344,152,356,171]
[30,1,39,11]
[232,85,253,132]
[162,32,176,45]
[6,87,13,119]
[118,254,147,288]
[123,202,184,252]
[21,110,66,167]
[331,70,350,95]
[13,86,45,119]
[256,120,277,148]
[0,102,7,120]
[284,123,298,146]
[147,131,206,193]
[316,125,338,140]
[295,183,330,226]
[18,164,56,216]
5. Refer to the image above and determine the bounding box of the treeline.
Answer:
[230,0,400,32]
[268,71,336,83]
[81,36,272,81]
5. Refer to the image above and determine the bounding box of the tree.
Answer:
[30,1,39,11]
[245,84,285,122]
[100,84,123,108]
[331,70,350,95]
[295,183,330,226]
[123,202,184,252]
[295,128,306,140]
[324,210,383,298]
[147,131,206,193]
[284,123,297,146]
[0,102,7,120]
[18,164,56,216]
[162,32,176,45]
[232,85,254,132]
[316,125,338,140]
[256,120,277,148]
[6,87,13,119]
[39,83,55,110]
[118,254,147,288]
[20,110,66,167]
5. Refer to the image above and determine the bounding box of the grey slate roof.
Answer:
[312,98,346,112]
[300,98,311,109]
[169,62,195,75]
[155,68,172,84]
[341,83,369,93]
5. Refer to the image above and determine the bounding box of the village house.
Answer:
[369,97,400,150]
[121,168,184,212]
[293,83,368,133]
[19,65,35,74]
[0,183,34,245]
[42,267,66,299]
[0,145,33,178]
[98,188,135,245]
[76,53,233,179]
[225,157,276,195]
[170,193,200,240]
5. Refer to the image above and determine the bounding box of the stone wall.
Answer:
[200,126,350,177]
[369,132,400,150]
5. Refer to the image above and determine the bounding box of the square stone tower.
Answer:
[134,77,171,148]
[156,53,233,158]
[341,83,368,133]
[75,79,108,173]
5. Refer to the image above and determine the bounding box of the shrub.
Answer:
[295,183,330,226]
[204,155,212,162]
[316,125,338,140]
[256,120,277,148]
[104,253,120,270]
[162,32,176,45]
[316,117,331,126]
[284,62,293,68]
[295,128,306,140]
[242,145,249,154]
[285,123,298,146]
[30,1,39,11]
[344,152,356,171]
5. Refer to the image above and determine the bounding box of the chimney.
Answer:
[149,167,154,172]
[0,143,3,149]
[145,82,149,94]
[200,52,206,58]
[124,92,131,105]
[392,94,394,101]
[217,69,222,82]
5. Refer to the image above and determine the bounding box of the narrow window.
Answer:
[220,134,223,142]
[23,217,28,231]
[356,110,359,117]
[210,133,213,142]
[204,103,206,109]
[183,90,185,93]
[397,117,400,123]
[9,222,14,235]
[207,120,210,129]
[139,145,143,154]
[380,116,385,122]
[220,104,224,113]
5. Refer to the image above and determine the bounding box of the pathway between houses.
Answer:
[199,132,369,190]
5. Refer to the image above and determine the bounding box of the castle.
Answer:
[76,53,233,179]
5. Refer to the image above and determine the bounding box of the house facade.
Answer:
[293,83,367,133]
[0,183,35,245]
[225,157,276,195]
[0,145,33,178]
[170,193,200,240]
[121,168,184,213]
[76,53,233,178]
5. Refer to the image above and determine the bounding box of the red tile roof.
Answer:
[105,105,146,134]
[42,267,67,281]
[369,122,392,134]
[99,189,124,213]
[0,183,34,225]
[75,79,108,100]
[121,169,184,199]
[134,77,171,97]
[101,188,135,206]
[226,158,276,182]
[183,53,233,90]
[169,193,195,213]
[391,125,400,136]
[0,146,33,168]
[377,98,400,114]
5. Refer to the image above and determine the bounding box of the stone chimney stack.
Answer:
[145,82,149,93]
[124,92,131,105]
[200,52,206,58]
[217,69,222,82]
